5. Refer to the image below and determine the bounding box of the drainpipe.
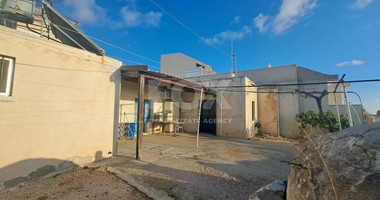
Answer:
[220,90,223,137]
[277,86,280,137]
[112,71,121,156]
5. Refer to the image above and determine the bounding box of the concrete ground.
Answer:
[103,133,294,200]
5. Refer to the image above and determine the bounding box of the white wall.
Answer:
[187,75,257,139]
[0,26,121,189]
[161,53,213,78]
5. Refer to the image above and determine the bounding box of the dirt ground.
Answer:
[0,167,151,200]
[111,133,294,199]
[0,133,294,200]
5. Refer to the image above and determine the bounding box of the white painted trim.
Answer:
[0,95,14,102]
[0,56,14,96]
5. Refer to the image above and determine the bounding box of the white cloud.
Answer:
[350,0,373,9]
[336,59,365,67]
[120,6,162,27]
[253,13,269,33]
[63,0,106,24]
[273,0,317,34]
[231,16,241,24]
[121,7,141,27]
[252,0,317,35]
[203,26,252,45]
[144,11,163,27]
[63,0,162,28]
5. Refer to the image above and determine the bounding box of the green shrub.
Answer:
[296,110,349,133]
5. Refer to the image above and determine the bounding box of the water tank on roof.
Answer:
[0,0,35,24]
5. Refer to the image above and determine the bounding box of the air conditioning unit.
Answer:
[158,86,172,100]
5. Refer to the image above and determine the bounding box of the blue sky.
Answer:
[53,0,379,114]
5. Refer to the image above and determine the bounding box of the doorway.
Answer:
[200,99,216,134]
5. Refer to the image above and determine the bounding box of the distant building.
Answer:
[161,53,215,78]
[161,53,363,138]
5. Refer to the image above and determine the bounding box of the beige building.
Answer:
[188,74,258,139]
[161,53,364,138]
[117,66,257,140]
[161,53,215,78]
[118,66,215,136]
[0,21,121,189]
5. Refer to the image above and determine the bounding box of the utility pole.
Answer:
[136,73,145,160]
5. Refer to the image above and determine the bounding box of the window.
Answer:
[0,55,15,96]
[252,101,255,121]
[196,63,204,68]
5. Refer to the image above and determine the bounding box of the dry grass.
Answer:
[290,126,338,200]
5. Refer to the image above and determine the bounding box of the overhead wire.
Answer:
[2,23,159,71]
[89,36,160,64]
[148,0,230,58]
[206,78,380,89]
[107,55,160,70]
[47,23,160,65]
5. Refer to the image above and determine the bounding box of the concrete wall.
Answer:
[235,65,299,85]
[257,88,278,137]
[165,58,342,138]
[188,75,257,139]
[120,79,139,123]
[244,77,258,138]
[0,26,121,189]
[327,104,364,126]
[180,92,214,134]
[297,67,340,113]
[234,66,299,137]
[161,53,213,78]
[234,65,340,138]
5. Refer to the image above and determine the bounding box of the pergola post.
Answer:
[196,87,204,149]
[136,73,145,160]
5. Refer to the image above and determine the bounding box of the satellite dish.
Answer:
[0,0,36,24]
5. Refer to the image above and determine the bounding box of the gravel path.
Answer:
[0,167,151,200]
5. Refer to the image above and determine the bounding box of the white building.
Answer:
[161,53,363,138]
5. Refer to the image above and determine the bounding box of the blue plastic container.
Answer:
[128,123,137,139]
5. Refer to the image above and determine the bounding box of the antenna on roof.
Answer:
[231,40,234,73]
[231,39,238,84]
